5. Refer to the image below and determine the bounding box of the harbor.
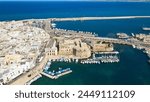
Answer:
[0,3,149,85]
[37,51,120,81]
[0,1,149,85]
[32,44,150,85]
[3,17,150,85]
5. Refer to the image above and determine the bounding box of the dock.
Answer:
[41,69,72,79]
[81,51,119,64]
[41,72,55,79]
[80,55,119,64]
[94,51,119,54]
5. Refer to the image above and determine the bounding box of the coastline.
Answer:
[0,1,150,85]
[1,16,150,85]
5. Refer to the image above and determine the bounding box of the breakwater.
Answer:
[51,16,150,22]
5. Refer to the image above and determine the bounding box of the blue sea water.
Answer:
[0,1,150,21]
[0,1,150,85]
[55,18,150,37]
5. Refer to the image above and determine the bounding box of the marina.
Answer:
[80,59,101,64]
[50,58,79,63]
[37,51,120,81]
[99,55,119,63]
[80,52,119,64]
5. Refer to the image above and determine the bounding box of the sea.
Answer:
[0,1,150,85]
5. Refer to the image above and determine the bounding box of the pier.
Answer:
[41,72,55,79]
[81,52,119,64]
[41,60,73,79]
[41,68,72,79]
[94,51,119,54]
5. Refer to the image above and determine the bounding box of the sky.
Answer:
[0,0,89,1]
[0,0,90,1]
[0,0,149,1]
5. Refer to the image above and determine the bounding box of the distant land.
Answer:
[0,0,150,2]
[95,0,150,2]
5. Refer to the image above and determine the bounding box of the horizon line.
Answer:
[0,0,150,2]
